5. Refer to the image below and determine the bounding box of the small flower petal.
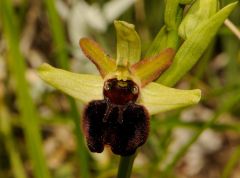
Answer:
[80,38,116,77]
[38,63,104,103]
[130,48,174,87]
[139,82,201,115]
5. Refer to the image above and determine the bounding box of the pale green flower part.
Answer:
[114,21,141,66]
[38,21,201,115]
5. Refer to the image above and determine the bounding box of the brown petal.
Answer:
[130,48,175,87]
[80,38,116,77]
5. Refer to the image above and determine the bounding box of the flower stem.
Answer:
[117,153,137,178]
[224,19,240,40]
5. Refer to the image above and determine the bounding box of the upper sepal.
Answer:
[79,38,116,77]
[38,63,104,103]
[139,82,201,115]
[114,20,141,67]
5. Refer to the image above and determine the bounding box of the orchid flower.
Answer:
[38,21,201,156]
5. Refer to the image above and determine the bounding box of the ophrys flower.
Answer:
[38,21,201,156]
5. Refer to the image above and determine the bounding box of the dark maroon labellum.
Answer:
[83,78,149,156]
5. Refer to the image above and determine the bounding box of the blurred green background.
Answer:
[0,0,240,178]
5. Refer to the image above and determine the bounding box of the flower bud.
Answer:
[179,0,218,39]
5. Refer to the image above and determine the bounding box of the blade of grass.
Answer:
[153,119,240,132]
[149,109,240,177]
[43,0,69,68]
[159,91,240,178]
[193,40,216,82]
[148,127,173,178]
[0,105,27,178]
[221,27,240,86]
[221,145,240,178]
[43,0,90,177]
[0,0,51,178]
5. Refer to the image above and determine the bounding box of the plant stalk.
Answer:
[117,153,137,178]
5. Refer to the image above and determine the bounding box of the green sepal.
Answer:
[158,2,238,86]
[38,64,201,116]
[38,63,104,103]
[140,82,201,115]
[114,20,141,67]
[130,48,174,87]
[79,38,116,77]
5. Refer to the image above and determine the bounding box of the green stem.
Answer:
[117,153,137,178]
[0,106,27,178]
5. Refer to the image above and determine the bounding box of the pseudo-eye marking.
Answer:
[83,78,150,156]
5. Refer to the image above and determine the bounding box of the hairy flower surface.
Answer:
[38,21,201,156]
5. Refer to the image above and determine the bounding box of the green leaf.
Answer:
[140,82,201,115]
[130,48,174,87]
[157,2,238,86]
[38,64,104,103]
[80,38,116,77]
[114,20,141,67]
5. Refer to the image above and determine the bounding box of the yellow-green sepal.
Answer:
[114,20,141,67]
[38,63,104,103]
[79,38,116,77]
[139,82,201,115]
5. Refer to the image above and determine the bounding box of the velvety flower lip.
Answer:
[38,21,201,116]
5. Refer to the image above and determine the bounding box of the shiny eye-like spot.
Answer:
[104,81,112,91]
[131,86,139,95]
